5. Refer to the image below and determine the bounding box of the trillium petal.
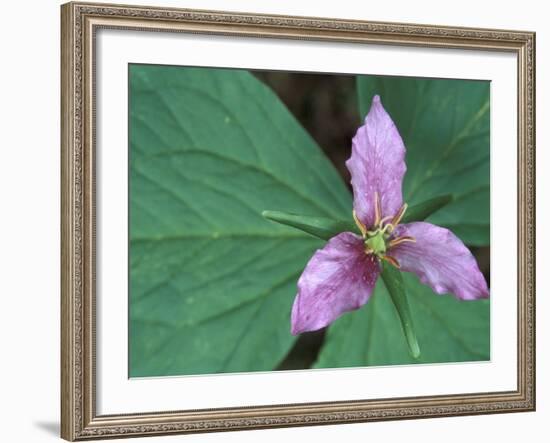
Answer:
[346,95,407,227]
[390,222,489,300]
[291,232,380,334]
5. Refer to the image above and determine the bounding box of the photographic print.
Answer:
[128,64,490,378]
[61,4,536,439]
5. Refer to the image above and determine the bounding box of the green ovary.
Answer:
[365,230,387,256]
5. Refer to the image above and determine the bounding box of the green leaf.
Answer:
[357,76,490,246]
[314,272,490,368]
[380,263,420,359]
[402,194,453,224]
[262,210,358,240]
[129,65,352,377]
[425,186,490,246]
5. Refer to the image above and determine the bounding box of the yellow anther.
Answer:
[391,203,408,227]
[388,236,416,248]
[382,255,401,269]
[374,192,382,227]
[353,210,367,238]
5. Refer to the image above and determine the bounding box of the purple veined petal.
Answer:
[291,232,380,335]
[346,95,407,228]
[390,222,489,300]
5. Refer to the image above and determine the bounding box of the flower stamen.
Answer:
[374,191,382,227]
[353,210,367,238]
[391,203,408,227]
[356,196,412,264]
[388,236,416,248]
[379,215,393,227]
[382,255,401,269]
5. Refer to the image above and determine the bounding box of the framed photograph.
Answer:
[61,1,535,440]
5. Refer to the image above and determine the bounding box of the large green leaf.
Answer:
[314,273,490,368]
[129,65,352,377]
[357,76,490,246]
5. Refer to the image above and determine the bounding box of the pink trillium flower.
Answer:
[290,95,490,335]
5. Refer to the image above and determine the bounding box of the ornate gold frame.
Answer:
[61,1,536,440]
